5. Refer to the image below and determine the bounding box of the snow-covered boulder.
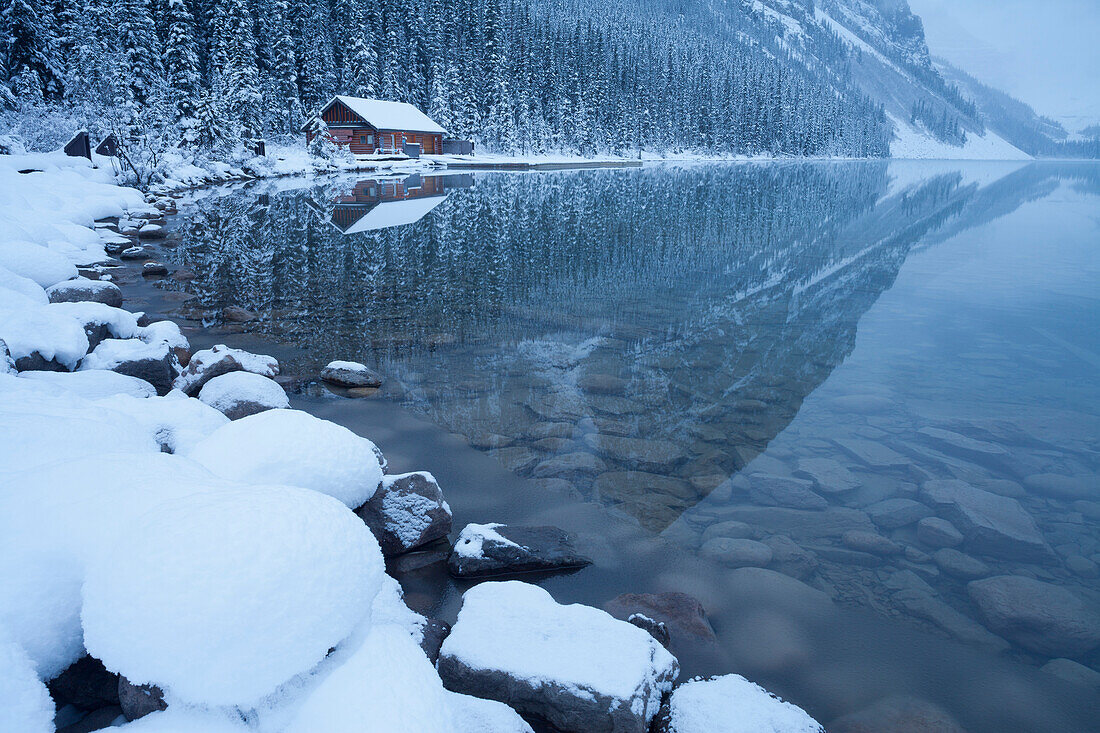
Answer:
[47,301,139,349]
[448,523,592,577]
[355,471,452,556]
[0,305,89,371]
[284,623,455,733]
[658,675,822,733]
[46,276,123,307]
[137,223,167,239]
[174,344,278,396]
[186,409,384,507]
[142,261,169,276]
[19,369,156,399]
[198,371,289,420]
[446,691,534,733]
[0,240,78,287]
[95,391,229,454]
[0,639,54,733]
[321,360,384,388]
[438,581,678,733]
[137,319,191,366]
[82,485,385,707]
[81,338,175,394]
[0,265,49,304]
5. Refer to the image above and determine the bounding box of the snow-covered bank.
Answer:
[888,115,1031,161]
[0,152,827,731]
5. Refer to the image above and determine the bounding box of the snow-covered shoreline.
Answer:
[0,152,826,731]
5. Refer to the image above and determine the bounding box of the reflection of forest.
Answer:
[172,163,1074,529]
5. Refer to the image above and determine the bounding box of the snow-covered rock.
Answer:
[446,691,534,733]
[0,639,54,733]
[186,409,384,507]
[47,300,140,349]
[321,360,384,388]
[95,391,229,454]
[355,471,452,556]
[46,276,124,307]
[198,371,289,420]
[0,240,78,287]
[137,320,189,351]
[283,623,455,733]
[448,523,592,577]
[0,305,89,371]
[81,338,176,394]
[660,675,822,733]
[0,265,49,304]
[173,343,279,396]
[82,485,385,707]
[438,581,678,733]
[19,369,156,399]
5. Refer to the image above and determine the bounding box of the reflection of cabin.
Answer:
[325,174,472,234]
[304,96,446,155]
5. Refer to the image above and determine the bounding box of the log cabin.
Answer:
[303,96,447,155]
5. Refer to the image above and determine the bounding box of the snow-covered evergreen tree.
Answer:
[163,0,201,118]
[1,0,65,102]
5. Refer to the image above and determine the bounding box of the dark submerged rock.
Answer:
[448,523,592,577]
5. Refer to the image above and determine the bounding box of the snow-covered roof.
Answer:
[339,195,448,234]
[319,96,447,134]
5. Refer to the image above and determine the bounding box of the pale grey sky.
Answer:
[908,0,1100,131]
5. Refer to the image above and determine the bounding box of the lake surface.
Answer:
[158,161,1100,730]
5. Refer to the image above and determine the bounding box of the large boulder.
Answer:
[967,575,1100,657]
[656,674,822,733]
[80,338,175,395]
[438,581,678,733]
[197,371,289,420]
[46,277,123,308]
[865,498,932,529]
[173,344,279,396]
[0,306,88,372]
[921,480,1054,563]
[448,523,592,577]
[355,471,452,556]
[186,409,384,508]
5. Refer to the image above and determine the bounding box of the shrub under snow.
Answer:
[186,408,384,507]
[81,485,385,706]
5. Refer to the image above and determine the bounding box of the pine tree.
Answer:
[212,0,261,137]
[1,0,65,101]
[164,0,201,118]
[116,0,164,108]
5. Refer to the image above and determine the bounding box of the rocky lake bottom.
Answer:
[109,160,1100,731]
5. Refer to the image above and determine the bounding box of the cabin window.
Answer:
[367,134,374,144]
[360,135,366,145]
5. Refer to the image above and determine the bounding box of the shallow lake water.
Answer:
[151,161,1100,730]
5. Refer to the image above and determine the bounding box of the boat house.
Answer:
[304,96,447,155]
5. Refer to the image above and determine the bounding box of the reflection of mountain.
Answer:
[170,163,1077,530]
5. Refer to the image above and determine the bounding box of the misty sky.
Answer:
[908,0,1100,131]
